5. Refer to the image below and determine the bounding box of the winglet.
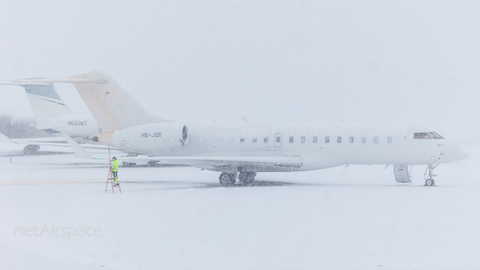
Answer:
[62,134,95,159]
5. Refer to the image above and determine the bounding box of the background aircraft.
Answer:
[0,81,99,139]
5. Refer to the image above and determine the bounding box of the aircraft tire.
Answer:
[425,178,435,186]
[23,145,40,155]
[147,161,157,167]
[239,172,256,185]
[219,172,236,186]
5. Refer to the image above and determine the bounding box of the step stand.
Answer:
[105,168,121,193]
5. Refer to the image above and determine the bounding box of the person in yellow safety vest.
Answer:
[111,157,120,187]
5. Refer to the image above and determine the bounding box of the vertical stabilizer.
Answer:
[23,82,74,125]
[1,81,73,125]
[12,71,171,133]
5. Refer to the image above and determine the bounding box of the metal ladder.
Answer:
[105,163,121,193]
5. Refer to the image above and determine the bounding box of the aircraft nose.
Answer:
[438,143,469,163]
[448,144,469,161]
[457,146,470,160]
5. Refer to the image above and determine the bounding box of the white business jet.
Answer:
[14,71,469,186]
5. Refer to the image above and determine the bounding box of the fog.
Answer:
[1,1,479,141]
[2,2,480,269]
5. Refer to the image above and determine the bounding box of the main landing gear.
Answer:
[219,172,236,186]
[219,171,257,186]
[239,172,256,185]
[23,144,40,155]
[424,164,438,186]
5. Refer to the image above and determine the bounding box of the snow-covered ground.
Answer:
[0,145,479,270]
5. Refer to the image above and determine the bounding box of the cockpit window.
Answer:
[428,132,445,139]
[414,133,431,139]
[414,132,445,139]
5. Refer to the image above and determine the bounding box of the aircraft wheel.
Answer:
[147,161,157,167]
[23,145,39,155]
[239,172,256,185]
[219,172,236,186]
[425,178,435,186]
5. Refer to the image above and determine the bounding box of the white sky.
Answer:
[0,1,479,142]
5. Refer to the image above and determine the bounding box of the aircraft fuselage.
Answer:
[93,122,467,172]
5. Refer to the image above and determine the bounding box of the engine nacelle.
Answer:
[90,123,189,153]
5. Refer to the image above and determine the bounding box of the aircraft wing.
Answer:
[119,155,303,172]
[0,132,126,157]
[0,132,69,147]
[0,132,16,144]
[62,134,303,171]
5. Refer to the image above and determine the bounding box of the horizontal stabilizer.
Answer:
[0,82,49,86]
[11,78,109,84]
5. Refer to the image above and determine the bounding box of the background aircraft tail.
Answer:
[13,71,171,133]
[1,81,73,126]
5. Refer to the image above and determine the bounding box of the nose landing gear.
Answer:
[424,164,438,186]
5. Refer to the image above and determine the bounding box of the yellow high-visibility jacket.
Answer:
[112,160,119,172]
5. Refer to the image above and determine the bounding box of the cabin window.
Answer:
[264,137,268,143]
[313,136,318,143]
[325,136,330,143]
[301,136,305,143]
[289,136,294,143]
[428,132,445,139]
[337,136,342,143]
[414,133,431,139]
[240,138,245,143]
[349,137,354,143]
[361,137,366,143]
[276,136,281,143]
[253,138,257,143]
[374,136,379,143]
[387,136,393,143]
